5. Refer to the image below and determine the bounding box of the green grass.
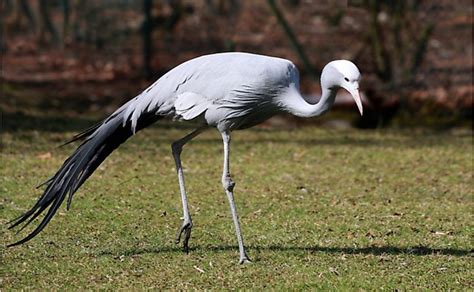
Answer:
[1,123,472,289]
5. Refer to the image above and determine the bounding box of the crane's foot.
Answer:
[239,252,252,264]
[175,220,193,253]
[239,256,252,265]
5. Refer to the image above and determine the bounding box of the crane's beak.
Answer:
[343,84,363,116]
[351,89,363,116]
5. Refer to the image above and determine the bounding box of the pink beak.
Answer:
[344,85,363,116]
[350,89,363,116]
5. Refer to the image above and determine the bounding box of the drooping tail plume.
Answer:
[8,104,160,246]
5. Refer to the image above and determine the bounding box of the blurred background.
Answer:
[1,0,472,131]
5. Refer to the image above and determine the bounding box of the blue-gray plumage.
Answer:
[8,52,362,264]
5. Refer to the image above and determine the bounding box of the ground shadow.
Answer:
[1,111,100,133]
[0,111,204,133]
[98,244,472,258]
[151,133,468,149]
[2,110,469,150]
[0,111,195,133]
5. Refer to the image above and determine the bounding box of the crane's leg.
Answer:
[220,130,251,264]
[172,126,206,253]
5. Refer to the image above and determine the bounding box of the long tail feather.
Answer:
[8,107,160,247]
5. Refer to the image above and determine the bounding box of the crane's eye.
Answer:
[344,77,349,82]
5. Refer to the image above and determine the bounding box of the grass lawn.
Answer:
[1,119,472,289]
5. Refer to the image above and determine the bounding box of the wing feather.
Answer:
[174,92,210,120]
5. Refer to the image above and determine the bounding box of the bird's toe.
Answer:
[239,257,252,265]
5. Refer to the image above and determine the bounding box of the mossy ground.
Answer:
[1,118,472,289]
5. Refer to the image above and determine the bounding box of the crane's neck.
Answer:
[280,84,338,118]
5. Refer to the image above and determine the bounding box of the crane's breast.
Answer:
[168,53,299,128]
[203,83,285,130]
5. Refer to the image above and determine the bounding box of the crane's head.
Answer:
[321,60,363,115]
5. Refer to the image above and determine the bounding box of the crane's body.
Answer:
[9,52,363,264]
[122,52,299,131]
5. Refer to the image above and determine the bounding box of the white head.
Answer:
[321,60,363,115]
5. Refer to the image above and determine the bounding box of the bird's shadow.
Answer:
[97,244,472,258]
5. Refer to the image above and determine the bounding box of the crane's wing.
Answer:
[121,52,298,128]
[174,92,211,120]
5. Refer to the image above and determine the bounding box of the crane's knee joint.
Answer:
[222,134,231,143]
[171,142,183,156]
[222,175,235,192]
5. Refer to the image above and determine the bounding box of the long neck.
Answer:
[280,85,338,118]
